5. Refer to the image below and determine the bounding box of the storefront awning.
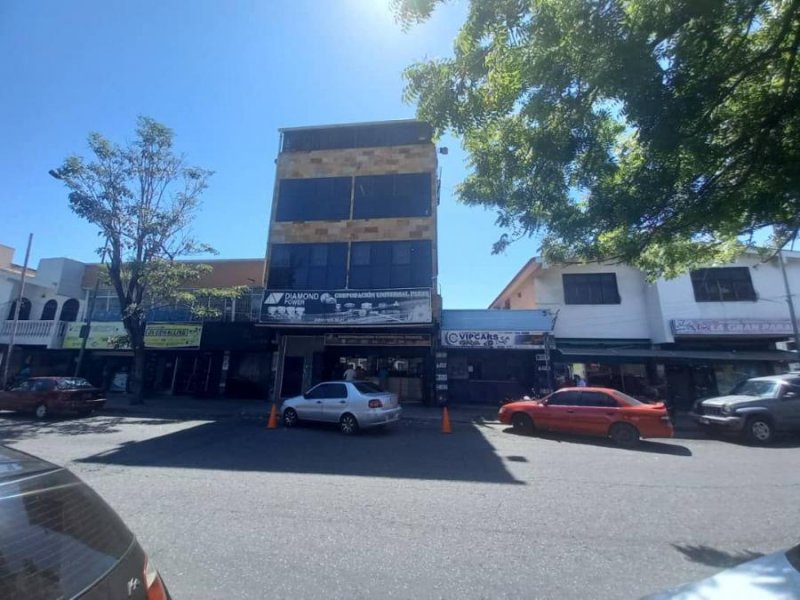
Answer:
[555,347,799,362]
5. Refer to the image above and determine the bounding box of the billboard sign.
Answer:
[261,289,432,325]
[671,319,794,336]
[441,330,546,350]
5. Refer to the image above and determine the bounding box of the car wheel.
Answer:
[34,404,48,420]
[609,422,640,447]
[283,408,299,428]
[511,413,535,435]
[745,416,774,445]
[339,413,359,435]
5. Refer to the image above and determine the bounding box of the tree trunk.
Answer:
[130,346,146,405]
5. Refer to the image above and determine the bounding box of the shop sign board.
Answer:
[63,322,202,349]
[441,330,545,350]
[671,319,793,336]
[144,324,203,348]
[261,289,432,325]
[323,333,431,347]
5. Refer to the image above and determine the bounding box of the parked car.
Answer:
[643,543,800,599]
[281,381,401,435]
[0,444,170,599]
[692,374,800,444]
[0,377,106,419]
[498,387,673,447]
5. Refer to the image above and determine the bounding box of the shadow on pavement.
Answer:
[77,419,524,484]
[672,543,765,569]
[501,427,693,456]
[0,412,180,443]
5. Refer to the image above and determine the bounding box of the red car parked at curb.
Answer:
[498,387,673,447]
[0,377,106,419]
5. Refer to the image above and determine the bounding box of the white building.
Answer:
[490,252,800,409]
[0,244,87,350]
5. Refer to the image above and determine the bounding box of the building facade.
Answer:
[490,254,800,409]
[261,120,440,402]
[0,242,271,398]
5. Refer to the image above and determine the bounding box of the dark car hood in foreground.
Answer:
[0,445,163,599]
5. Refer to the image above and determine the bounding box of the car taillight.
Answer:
[368,399,383,408]
[144,557,168,600]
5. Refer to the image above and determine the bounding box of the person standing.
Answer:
[575,374,587,387]
[343,365,356,381]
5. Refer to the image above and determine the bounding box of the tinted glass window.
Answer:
[268,243,348,290]
[353,382,383,394]
[348,240,432,289]
[11,381,32,392]
[0,463,133,599]
[305,384,327,399]
[326,383,348,399]
[581,391,618,407]
[548,391,581,406]
[353,173,431,219]
[276,177,351,222]
[690,267,756,302]
[563,273,620,305]
[31,380,54,392]
[282,122,433,152]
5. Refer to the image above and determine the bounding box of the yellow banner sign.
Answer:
[144,324,202,348]
[63,322,129,349]
[62,322,202,349]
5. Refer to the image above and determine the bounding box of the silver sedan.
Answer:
[281,381,402,435]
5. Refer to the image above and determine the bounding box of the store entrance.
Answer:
[319,347,431,403]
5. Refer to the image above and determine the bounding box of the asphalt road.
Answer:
[1,412,798,600]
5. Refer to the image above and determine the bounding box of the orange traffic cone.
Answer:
[267,403,279,429]
[441,406,452,434]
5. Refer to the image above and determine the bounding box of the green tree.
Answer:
[395,0,800,277]
[50,117,242,403]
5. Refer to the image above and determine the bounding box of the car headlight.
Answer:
[721,404,736,416]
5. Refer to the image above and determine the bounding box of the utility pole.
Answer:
[74,248,107,377]
[1,234,33,389]
[778,249,800,358]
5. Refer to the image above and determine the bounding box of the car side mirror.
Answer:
[302,392,309,399]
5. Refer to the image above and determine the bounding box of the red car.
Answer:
[0,377,106,419]
[498,387,673,446]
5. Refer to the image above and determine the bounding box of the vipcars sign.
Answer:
[441,330,545,350]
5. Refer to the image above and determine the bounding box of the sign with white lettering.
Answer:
[671,319,794,336]
[261,289,432,325]
[441,330,545,350]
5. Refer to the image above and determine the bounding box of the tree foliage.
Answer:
[394,0,800,277]
[50,117,241,399]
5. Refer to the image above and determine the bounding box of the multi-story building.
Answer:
[260,120,440,402]
[490,253,800,409]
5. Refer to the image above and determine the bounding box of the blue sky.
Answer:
[0,0,538,308]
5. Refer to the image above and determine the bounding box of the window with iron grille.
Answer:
[690,267,756,302]
[562,273,621,305]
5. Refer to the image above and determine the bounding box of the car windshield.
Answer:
[55,378,94,390]
[613,391,645,406]
[730,380,779,398]
[353,382,384,394]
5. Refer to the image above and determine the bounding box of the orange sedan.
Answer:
[498,387,673,447]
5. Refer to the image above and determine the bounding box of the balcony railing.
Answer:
[0,320,69,349]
